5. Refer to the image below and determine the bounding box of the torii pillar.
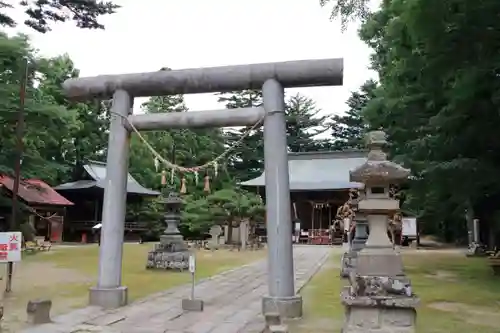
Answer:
[62,59,343,318]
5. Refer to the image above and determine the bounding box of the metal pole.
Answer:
[262,79,294,298]
[6,58,28,293]
[473,219,480,244]
[89,90,132,308]
[191,272,195,300]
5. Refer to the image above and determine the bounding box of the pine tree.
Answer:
[219,91,332,180]
[218,90,264,181]
[286,93,330,152]
[330,79,376,150]
[1,0,119,33]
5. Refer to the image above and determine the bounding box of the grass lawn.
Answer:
[0,243,265,331]
[291,250,500,333]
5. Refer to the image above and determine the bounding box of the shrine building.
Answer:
[55,161,159,242]
[240,150,367,245]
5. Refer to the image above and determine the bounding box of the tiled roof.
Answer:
[54,161,160,196]
[0,176,74,206]
[239,150,368,191]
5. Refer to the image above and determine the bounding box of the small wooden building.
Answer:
[0,176,74,242]
[240,150,367,244]
[54,161,160,242]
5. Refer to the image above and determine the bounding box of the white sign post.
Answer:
[189,255,196,300]
[0,232,22,263]
[182,253,204,312]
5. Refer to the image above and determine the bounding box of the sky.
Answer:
[8,0,376,117]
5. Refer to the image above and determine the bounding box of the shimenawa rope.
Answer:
[110,110,264,174]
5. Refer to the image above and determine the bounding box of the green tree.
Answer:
[218,90,331,181]
[1,0,119,33]
[354,0,500,244]
[36,54,109,183]
[0,32,79,183]
[206,187,264,245]
[128,93,226,192]
[218,90,264,181]
[128,86,228,237]
[286,93,330,152]
[330,79,376,150]
[320,0,372,30]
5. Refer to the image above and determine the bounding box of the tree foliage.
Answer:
[219,90,331,181]
[1,0,119,33]
[325,0,500,244]
[330,79,375,150]
[320,0,372,30]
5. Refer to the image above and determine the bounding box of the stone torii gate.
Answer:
[62,58,343,318]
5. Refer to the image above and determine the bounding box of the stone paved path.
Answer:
[21,246,331,333]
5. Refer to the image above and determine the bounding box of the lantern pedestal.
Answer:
[341,291,418,333]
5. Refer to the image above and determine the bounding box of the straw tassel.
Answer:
[203,173,211,193]
[180,175,187,194]
[161,170,167,186]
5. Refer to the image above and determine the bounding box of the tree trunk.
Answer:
[227,221,233,245]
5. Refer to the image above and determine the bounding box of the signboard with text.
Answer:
[0,232,22,262]
[189,255,196,273]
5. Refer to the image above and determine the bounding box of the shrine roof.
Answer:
[239,150,368,191]
[54,161,160,196]
[0,176,74,206]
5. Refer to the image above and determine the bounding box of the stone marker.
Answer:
[26,299,52,325]
[240,220,249,251]
[208,225,222,250]
[341,130,419,333]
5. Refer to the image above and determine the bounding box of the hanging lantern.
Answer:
[180,175,187,194]
[203,172,211,193]
[161,170,167,186]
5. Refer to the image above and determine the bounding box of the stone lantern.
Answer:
[341,130,419,333]
[146,188,190,271]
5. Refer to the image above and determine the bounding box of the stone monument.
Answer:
[341,130,419,333]
[146,189,190,271]
[208,225,222,250]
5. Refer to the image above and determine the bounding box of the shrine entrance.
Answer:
[62,58,343,318]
